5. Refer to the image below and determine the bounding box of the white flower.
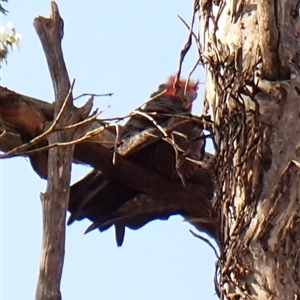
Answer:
[0,30,8,43]
[0,23,21,66]
[6,22,15,30]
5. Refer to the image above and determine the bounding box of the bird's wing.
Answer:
[86,193,184,247]
[67,169,138,226]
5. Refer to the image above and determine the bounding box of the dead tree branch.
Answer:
[33,2,92,300]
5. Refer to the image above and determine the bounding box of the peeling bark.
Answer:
[2,0,299,298]
[199,0,300,298]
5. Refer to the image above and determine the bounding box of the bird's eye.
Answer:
[182,98,189,108]
[176,86,184,96]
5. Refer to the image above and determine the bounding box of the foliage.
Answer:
[0,1,21,67]
[0,0,8,15]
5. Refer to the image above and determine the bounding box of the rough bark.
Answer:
[33,3,92,300]
[3,0,298,298]
[199,0,300,298]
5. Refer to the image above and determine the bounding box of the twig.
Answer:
[177,14,199,43]
[189,229,219,258]
[117,118,194,156]
[0,129,6,138]
[112,123,120,164]
[175,0,199,88]
[131,88,167,112]
[73,92,113,101]
[0,95,102,160]
[0,80,75,159]
[60,108,98,130]
[130,110,168,137]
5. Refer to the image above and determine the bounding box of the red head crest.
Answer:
[163,75,199,111]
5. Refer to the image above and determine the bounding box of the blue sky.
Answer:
[1,1,217,299]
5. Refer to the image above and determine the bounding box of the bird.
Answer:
[68,75,213,246]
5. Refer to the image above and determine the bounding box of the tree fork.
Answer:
[33,3,92,300]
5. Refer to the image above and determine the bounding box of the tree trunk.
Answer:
[199,0,300,298]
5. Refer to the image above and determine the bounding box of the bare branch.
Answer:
[73,92,113,101]
[175,0,199,86]
[0,80,75,159]
[33,3,92,300]
[189,229,219,258]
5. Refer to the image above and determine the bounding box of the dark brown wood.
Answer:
[0,85,217,241]
[0,125,23,152]
[0,85,117,179]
